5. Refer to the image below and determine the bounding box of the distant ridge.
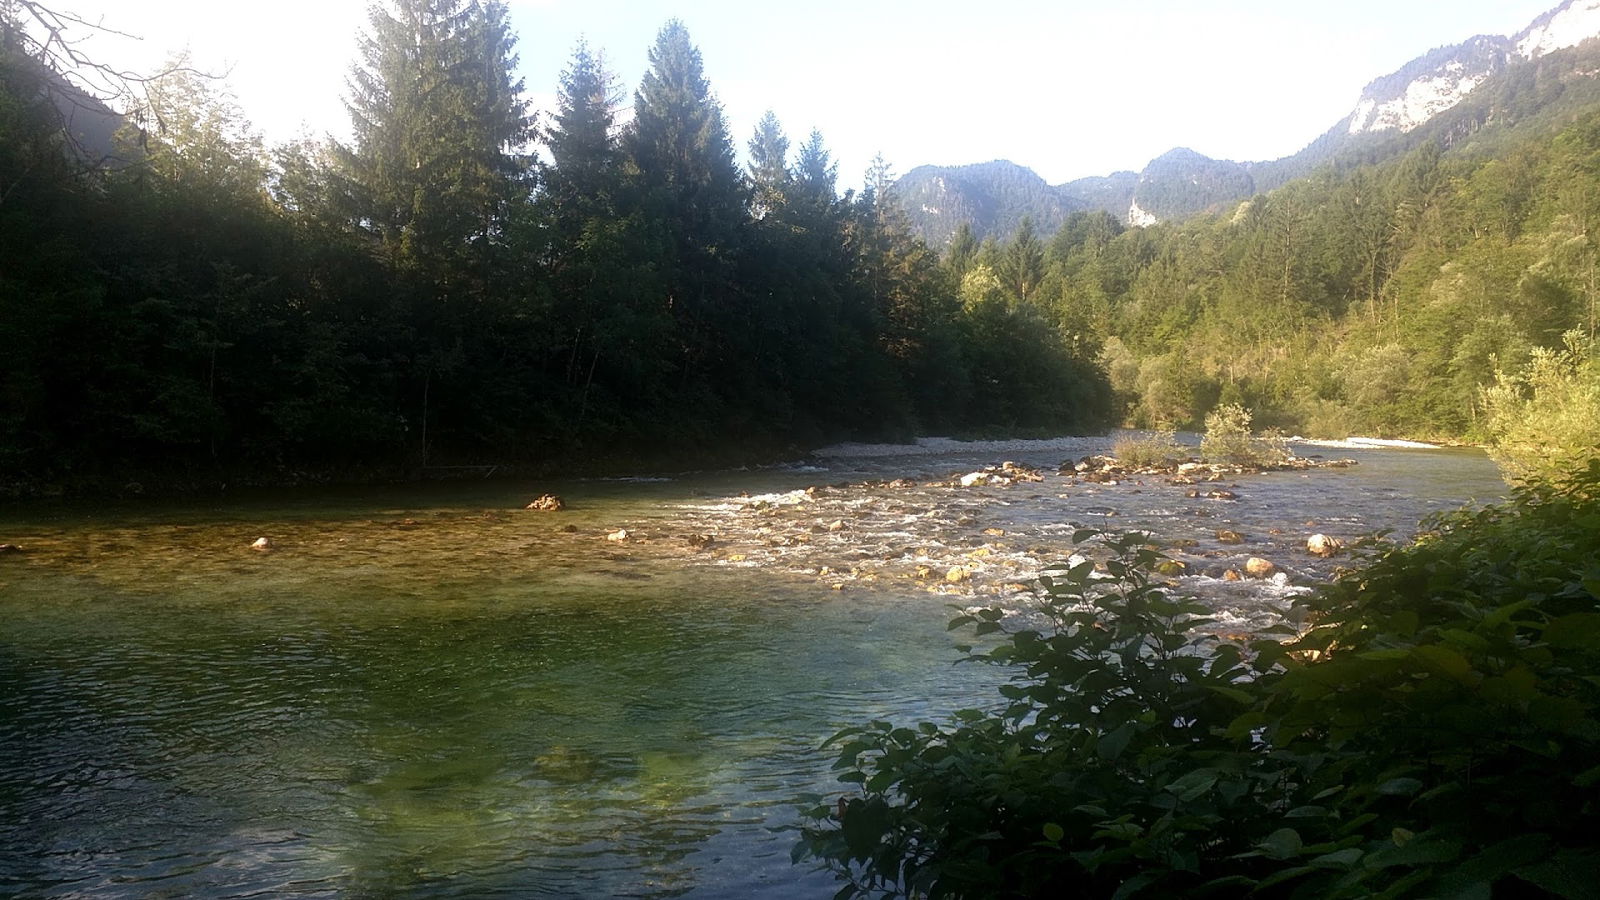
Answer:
[894,0,1600,245]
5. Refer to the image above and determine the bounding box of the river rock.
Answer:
[1306,533,1344,557]
[945,566,972,584]
[1245,557,1278,578]
[525,493,565,511]
[0,543,23,554]
[958,472,990,487]
[1223,569,1243,581]
[1216,529,1246,544]
[250,537,273,551]
[606,528,630,542]
[1155,559,1188,576]
[686,533,715,550]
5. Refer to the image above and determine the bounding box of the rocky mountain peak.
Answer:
[1516,0,1600,59]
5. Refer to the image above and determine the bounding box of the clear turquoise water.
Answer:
[0,439,1505,897]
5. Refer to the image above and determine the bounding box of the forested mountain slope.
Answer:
[966,101,1600,443]
[898,0,1600,244]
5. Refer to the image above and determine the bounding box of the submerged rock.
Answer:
[0,543,23,554]
[1216,530,1246,545]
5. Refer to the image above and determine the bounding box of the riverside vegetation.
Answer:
[796,459,1600,899]
[0,3,1109,496]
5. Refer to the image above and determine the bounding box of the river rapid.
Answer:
[0,436,1505,898]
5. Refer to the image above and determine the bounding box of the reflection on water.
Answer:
[0,437,1504,897]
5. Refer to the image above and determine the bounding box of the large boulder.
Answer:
[1244,557,1278,578]
[1306,533,1343,557]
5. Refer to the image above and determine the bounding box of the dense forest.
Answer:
[965,113,1600,457]
[0,1,1109,494]
[6,0,1600,497]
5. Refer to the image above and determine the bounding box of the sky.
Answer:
[37,0,1564,186]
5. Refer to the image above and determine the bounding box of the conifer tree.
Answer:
[946,222,978,278]
[748,109,789,218]
[337,0,532,285]
[794,128,838,201]
[1002,216,1045,301]
[624,19,746,389]
[544,40,619,224]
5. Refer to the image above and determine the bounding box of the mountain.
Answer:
[894,0,1600,246]
[894,160,1084,249]
[1127,149,1254,226]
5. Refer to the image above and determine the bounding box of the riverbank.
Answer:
[0,434,822,505]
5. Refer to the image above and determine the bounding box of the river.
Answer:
[0,436,1505,898]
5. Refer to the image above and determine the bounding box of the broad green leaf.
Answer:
[1257,827,1303,860]
[1377,777,1424,797]
[1516,849,1600,899]
[1097,723,1136,760]
[1165,768,1219,801]
[1206,685,1255,705]
[1543,613,1600,649]
[1412,644,1474,681]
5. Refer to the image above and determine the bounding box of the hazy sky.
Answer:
[45,0,1561,185]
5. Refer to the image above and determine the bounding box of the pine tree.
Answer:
[748,109,790,218]
[544,39,619,224]
[1002,217,1045,301]
[540,39,674,437]
[947,222,978,278]
[794,128,838,200]
[337,0,533,284]
[624,19,747,390]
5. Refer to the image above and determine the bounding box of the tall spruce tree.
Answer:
[338,0,532,286]
[747,109,790,218]
[1002,217,1045,301]
[794,128,838,201]
[624,19,747,397]
[544,40,619,225]
[540,40,674,439]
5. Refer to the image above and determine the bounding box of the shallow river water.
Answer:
[0,436,1505,898]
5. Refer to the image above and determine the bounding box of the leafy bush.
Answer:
[1201,402,1289,466]
[1111,429,1187,468]
[1482,329,1600,484]
[796,461,1600,899]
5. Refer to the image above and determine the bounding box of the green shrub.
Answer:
[796,461,1600,899]
[1201,402,1289,466]
[1481,329,1600,483]
[1111,429,1187,468]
